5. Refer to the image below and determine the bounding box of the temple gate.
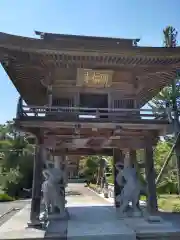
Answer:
[1,31,180,225]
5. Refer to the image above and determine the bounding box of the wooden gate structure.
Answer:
[1,31,180,224]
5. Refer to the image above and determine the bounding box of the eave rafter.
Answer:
[1,32,180,105]
[137,66,180,105]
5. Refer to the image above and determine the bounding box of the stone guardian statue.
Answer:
[41,161,66,219]
[115,153,141,217]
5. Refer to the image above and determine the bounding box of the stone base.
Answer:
[67,219,136,240]
[46,209,69,238]
[45,208,69,238]
[123,216,180,239]
[27,220,42,228]
[116,206,144,218]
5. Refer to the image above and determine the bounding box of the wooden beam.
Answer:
[129,149,136,166]
[14,119,169,131]
[52,148,113,156]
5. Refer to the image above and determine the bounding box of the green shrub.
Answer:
[157,181,178,194]
[1,154,33,198]
[172,203,180,212]
[0,193,14,202]
[107,175,114,184]
[158,199,166,209]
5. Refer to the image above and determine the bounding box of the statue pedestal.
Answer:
[115,205,180,239]
[46,208,69,238]
[122,216,180,239]
[116,205,144,218]
[27,219,42,228]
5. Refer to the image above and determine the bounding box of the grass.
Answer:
[139,195,180,212]
[158,194,180,212]
[107,175,114,184]
[89,183,180,212]
[0,193,15,202]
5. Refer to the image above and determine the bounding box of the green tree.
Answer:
[79,156,99,182]
[79,156,113,183]
[163,26,177,48]
[0,121,34,197]
[154,140,178,194]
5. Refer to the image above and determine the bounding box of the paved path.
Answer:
[47,183,135,239]
[0,199,30,226]
[1,184,180,239]
[0,200,30,217]
[66,183,112,206]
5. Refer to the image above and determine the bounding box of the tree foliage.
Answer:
[79,156,113,183]
[154,140,178,194]
[79,156,100,182]
[163,26,178,47]
[0,121,34,197]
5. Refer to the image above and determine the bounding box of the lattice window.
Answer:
[113,99,134,108]
[52,98,74,112]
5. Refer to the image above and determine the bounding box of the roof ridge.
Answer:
[34,30,139,43]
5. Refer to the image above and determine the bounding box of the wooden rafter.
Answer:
[1,32,180,106]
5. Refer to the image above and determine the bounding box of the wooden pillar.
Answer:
[29,133,44,226]
[47,85,52,106]
[129,149,136,166]
[76,159,79,177]
[144,144,158,214]
[113,148,123,208]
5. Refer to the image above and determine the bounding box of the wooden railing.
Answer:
[16,104,168,123]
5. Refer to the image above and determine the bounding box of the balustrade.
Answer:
[16,104,168,123]
[16,96,168,123]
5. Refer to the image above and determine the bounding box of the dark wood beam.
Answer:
[14,119,169,131]
[52,148,113,156]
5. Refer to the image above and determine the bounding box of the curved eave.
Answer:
[1,32,180,57]
[1,56,47,105]
[137,68,179,106]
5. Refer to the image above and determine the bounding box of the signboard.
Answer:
[77,68,113,87]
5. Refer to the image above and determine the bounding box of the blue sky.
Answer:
[0,0,180,123]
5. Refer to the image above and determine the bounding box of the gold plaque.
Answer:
[77,69,113,87]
